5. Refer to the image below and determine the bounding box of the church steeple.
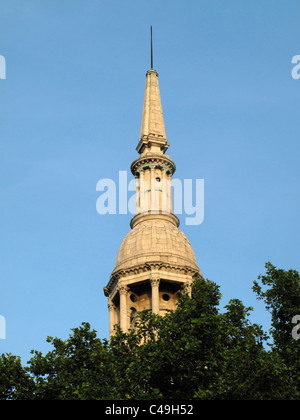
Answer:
[104,38,202,337]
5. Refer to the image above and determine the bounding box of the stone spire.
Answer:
[104,61,202,337]
[136,69,170,155]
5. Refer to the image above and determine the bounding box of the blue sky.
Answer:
[1,0,300,363]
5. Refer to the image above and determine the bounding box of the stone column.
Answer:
[118,285,128,332]
[135,174,140,214]
[150,275,160,314]
[161,167,170,214]
[150,166,157,213]
[167,172,173,213]
[108,301,117,337]
[139,169,146,213]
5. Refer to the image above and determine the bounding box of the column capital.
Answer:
[183,282,192,296]
[150,274,160,287]
[118,285,129,295]
[108,302,117,312]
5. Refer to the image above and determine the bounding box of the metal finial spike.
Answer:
[150,26,153,68]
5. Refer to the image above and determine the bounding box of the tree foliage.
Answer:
[1,262,300,400]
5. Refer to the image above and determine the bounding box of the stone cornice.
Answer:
[131,153,176,176]
[104,261,202,297]
[130,212,180,229]
[136,135,170,155]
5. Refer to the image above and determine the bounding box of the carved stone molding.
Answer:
[150,273,160,287]
[183,282,192,293]
[131,154,176,176]
[108,302,117,312]
[105,259,202,301]
[118,285,129,296]
[130,212,179,229]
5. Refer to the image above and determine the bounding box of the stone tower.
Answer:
[104,66,202,336]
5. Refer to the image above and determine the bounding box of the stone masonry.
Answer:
[104,68,202,336]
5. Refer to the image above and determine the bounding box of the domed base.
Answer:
[130,211,180,229]
[116,214,198,273]
[105,212,202,336]
[105,213,201,298]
